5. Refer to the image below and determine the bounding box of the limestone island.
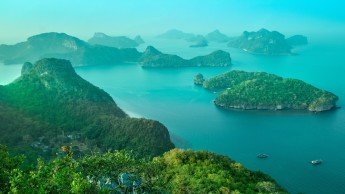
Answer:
[189,35,208,48]
[286,35,308,46]
[88,32,144,48]
[197,70,338,112]
[140,46,231,67]
[205,30,230,43]
[228,28,308,55]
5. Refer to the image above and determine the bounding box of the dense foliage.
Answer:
[203,70,338,111]
[228,28,292,55]
[140,46,231,67]
[0,146,288,193]
[0,58,174,160]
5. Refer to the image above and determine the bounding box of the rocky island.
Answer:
[189,35,208,47]
[140,46,231,67]
[88,32,144,48]
[157,29,196,40]
[228,28,292,55]
[286,35,308,46]
[199,70,338,112]
[205,30,230,43]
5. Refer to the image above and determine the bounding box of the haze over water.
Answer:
[1,1,345,193]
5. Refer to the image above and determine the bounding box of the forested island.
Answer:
[88,32,144,48]
[197,70,338,112]
[0,59,287,193]
[140,46,231,67]
[0,32,231,68]
[228,28,308,55]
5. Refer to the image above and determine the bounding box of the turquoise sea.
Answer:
[1,37,345,194]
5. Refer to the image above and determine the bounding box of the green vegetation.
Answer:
[228,28,292,55]
[1,146,288,193]
[0,58,174,160]
[202,70,338,112]
[140,46,231,67]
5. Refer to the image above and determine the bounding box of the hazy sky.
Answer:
[1,0,344,43]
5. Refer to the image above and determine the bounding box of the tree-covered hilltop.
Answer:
[88,32,144,48]
[202,70,338,112]
[0,58,174,159]
[140,46,232,67]
[1,145,288,193]
[228,28,309,55]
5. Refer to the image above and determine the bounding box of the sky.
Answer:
[0,0,345,44]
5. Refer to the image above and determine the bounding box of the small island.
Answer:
[228,28,292,55]
[140,46,232,67]
[88,32,144,48]
[200,70,338,112]
[228,29,308,55]
[205,30,230,43]
[286,35,308,46]
[189,35,208,48]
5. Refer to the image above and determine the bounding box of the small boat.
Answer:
[257,153,268,158]
[311,160,322,165]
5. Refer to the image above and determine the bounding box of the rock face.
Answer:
[205,30,230,43]
[140,46,231,67]
[193,73,205,85]
[228,28,292,55]
[202,70,338,112]
[286,35,308,46]
[0,58,175,158]
[88,32,142,48]
[0,32,141,66]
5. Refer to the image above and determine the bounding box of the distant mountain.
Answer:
[286,35,308,46]
[205,30,230,43]
[201,70,338,112]
[0,58,174,158]
[0,32,141,65]
[157,29,196,40]
[134,35,145,44]
[140,46,231,67]
[88,32,144,48]
[189,35,208,48]
[228,28,292,55]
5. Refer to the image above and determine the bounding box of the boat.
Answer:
[311,160,322,165]
[257,153,268,158]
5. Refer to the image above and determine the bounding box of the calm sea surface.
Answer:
[1,37,345,194]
